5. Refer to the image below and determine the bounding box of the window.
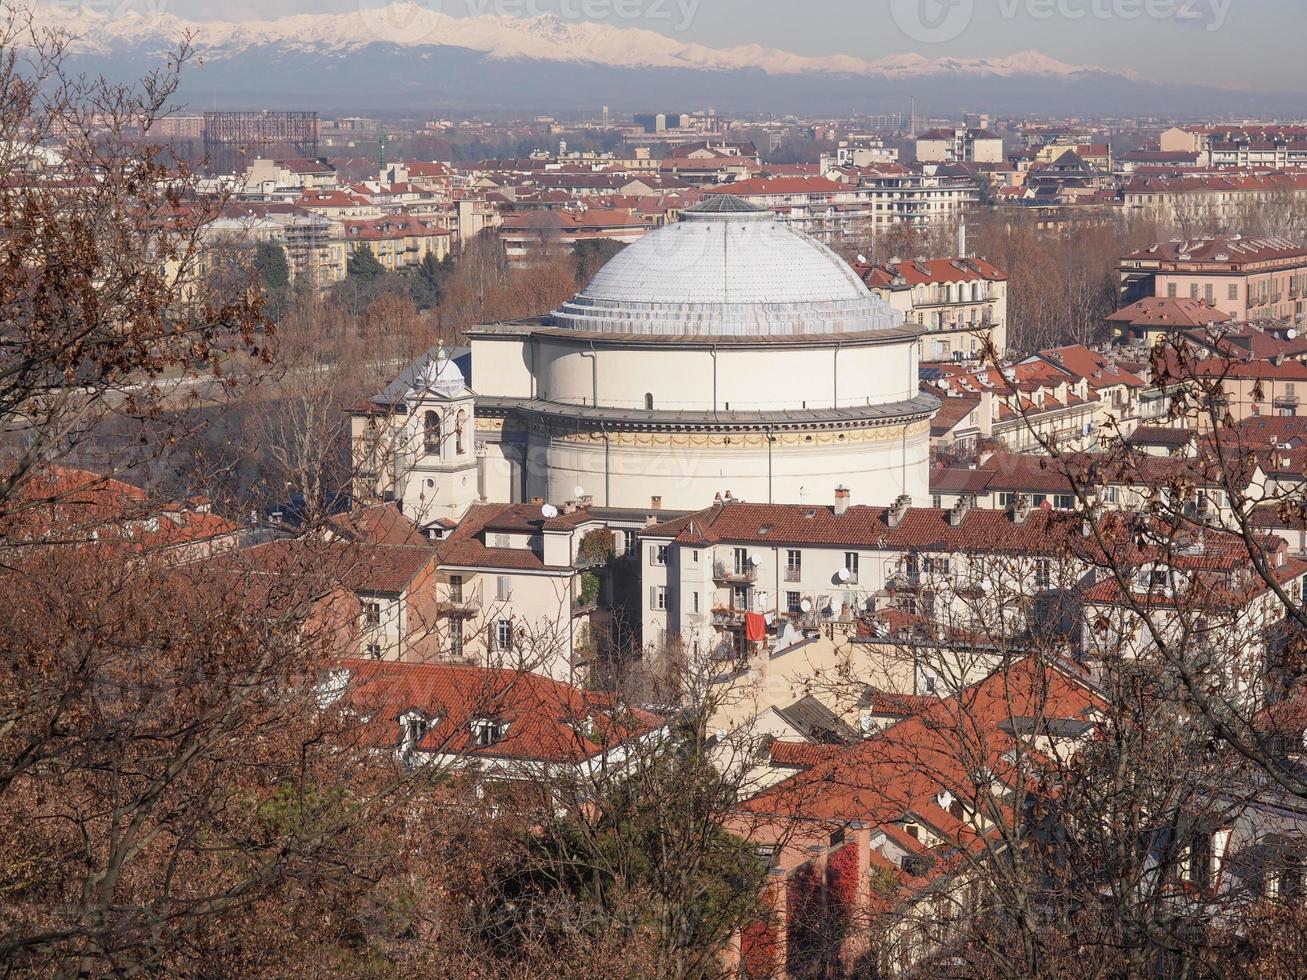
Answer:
[733,547,749,575]
[471,717,507,747]
[644,392,654,410]
[1054,494,1075,510]
[622,532,638,558]
[844,552,859,583]
[494,618,513,652]
[691,549,700,563]
[449,618,464,657]
[1204,283,1214,303]
[449,575,463,603]
[787,591,802,614]
[1189,283,1199,300]
[923,556,950,576]
[366,642,382,659]
[650,586,667,611]
[786,549,802,581]
[496,575,512,601]
[651,544,668,566]
[692,591,700,613]
[364,601,381,628]
[732,585,749,610]
[1228,283,1239,301]
[1035,559,1051,590]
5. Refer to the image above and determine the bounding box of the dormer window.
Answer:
[471,717,508,747]
[400,711,431,755]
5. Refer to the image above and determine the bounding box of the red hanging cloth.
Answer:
[745,611,767,643]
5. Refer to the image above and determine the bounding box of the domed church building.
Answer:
[353,196,938,524]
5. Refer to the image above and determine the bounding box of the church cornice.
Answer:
[473,393,940,435]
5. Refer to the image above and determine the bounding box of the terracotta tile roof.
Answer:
[768,740,846,768]
[327,503,431,548]
[741,658,1100,826]
[858,256,1007,288]
[3,465,240,552]
[337,658,662,763]
[642,498,1083,556]
[1106,297,1232,328]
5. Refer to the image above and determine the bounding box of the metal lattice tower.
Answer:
[202,111,319,175]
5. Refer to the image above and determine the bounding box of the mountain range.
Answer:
[29,3,1283,116]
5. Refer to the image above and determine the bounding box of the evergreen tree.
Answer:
[254,240,291,291]
[347,244,387,280]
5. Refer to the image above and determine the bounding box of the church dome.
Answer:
[548,195,903,338]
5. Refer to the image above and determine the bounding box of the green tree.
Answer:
[347,244,387,280]
[254,240,291,291]
[410,248,453,310]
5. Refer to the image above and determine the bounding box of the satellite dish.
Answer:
[856,253,868,264]
[573,485,586,498]
[800,598,812,613]
[1289,328,1298,340]
[540,503,559,519]
[748,550,762,565]
[837,567,851,583]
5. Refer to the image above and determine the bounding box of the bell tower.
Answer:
[399,346,479,526]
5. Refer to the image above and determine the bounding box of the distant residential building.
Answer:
[914,127,1004,165]
[859,256,1008,360]
[344,215,453,271]
[497,208,648,262]
[1121,173,1307,232]
[1118,235,1307,321]
[1106,296,1234,347]
[205,202,348,290]
[245,156,337,190]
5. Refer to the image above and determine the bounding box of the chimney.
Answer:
[562,500,577,515]
[834,485,851,516]
[649,495,663,511]
[1010,493,1032,525]
[887,493,912,528]
[530,496,545,506]
[948,495,973,528]
[577,494,593,509]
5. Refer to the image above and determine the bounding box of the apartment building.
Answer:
[1119,235,1307,321]
[858,256,1008,360]
[638,492,1087,666]
[344,215,453,271]
[913,128,1004,165]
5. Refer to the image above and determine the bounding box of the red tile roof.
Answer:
[337,658,662,763]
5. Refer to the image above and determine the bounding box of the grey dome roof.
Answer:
[549,195,902,338]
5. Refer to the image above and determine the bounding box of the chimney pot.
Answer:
[834,485,851,516]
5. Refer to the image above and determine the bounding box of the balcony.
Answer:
[574,551,607,571]
[784,568,802,583]
[438,596,481,618]
[713,561,757,584]
[1274,393,1300,410]
[711,607,748,628]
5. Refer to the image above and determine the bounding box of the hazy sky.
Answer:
[128,0,1303,91]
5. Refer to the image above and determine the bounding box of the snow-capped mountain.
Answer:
[33,3,1122,80]
[26,3,1268,114]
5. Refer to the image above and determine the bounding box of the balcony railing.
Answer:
[711,607,747,628]
[438,596,481,618]
[784,568,802,583]
[713,561,757,584]
[1274,393,1301,408]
